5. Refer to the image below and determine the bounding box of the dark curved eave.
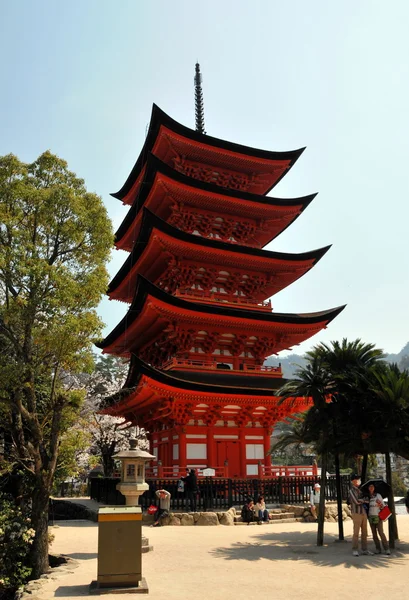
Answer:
[112,104,305,200]
[98,275,346,349]
[115,154,316,242]
[108,208,331,294]
[104,356,289,408]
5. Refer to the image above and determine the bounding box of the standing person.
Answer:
[310,483,321,521]
[255,496,269,522]
[152,489,171,527]
[349,474,372,557]
[367,483,390,555]
[405,489,409,514]
[183,468,198,512]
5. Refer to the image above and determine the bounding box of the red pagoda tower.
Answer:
[98,65,345,478]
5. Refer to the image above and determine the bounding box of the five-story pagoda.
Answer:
[98,65,345,478]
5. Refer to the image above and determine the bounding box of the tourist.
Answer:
[349,474,372,556]
[366,483,390,555]
[310,483,321,521]
[183,468,198,512]
[153,489,171,527]
[255,495,269,522]
[241,498,260,525]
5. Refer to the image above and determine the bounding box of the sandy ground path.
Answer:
[39,516,409,600]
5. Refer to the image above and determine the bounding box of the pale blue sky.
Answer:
[1,1,408,356]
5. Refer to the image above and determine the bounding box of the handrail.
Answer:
[174,289,272,311]
[161,358,282,376]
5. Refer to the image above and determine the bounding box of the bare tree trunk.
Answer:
[334,453,344,541]
[103,452,115,477]
[361,453,368,482]
[30,481,51,578]
[385,452,398,548]
[355,455,363,476]
[317,452,328,546]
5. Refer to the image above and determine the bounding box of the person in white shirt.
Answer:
[153,489,171,527]
[255,495,269,522]
[367,483,390,555]
[310,483,321,521]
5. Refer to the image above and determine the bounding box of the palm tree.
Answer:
[278,339,386,546]
[278,356,334,546]
[369,364,409,547]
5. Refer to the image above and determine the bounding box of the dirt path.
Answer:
[38,516,409,600]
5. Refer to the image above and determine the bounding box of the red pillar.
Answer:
[179,431,187,470]
[264,430,272,472]
[207,427,214,467]
[239,430,247,478]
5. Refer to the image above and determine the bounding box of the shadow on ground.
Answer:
[50,520,97,529]
[64,552,98,560]
[210,529,409,570]
[55,584,90,596]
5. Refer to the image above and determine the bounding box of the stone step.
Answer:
[270,512,295,520]
[234,512,295,523]
[234,517,299,526]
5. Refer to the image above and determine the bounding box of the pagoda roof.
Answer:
[100,357,313,431]
[115,155,316,251]
[112,104,305,204]
[121,355,285,399]
[109,208,331,303]
[98,275,345,356]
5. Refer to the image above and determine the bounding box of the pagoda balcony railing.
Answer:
[174,289,272,311]
[161,358,282,377]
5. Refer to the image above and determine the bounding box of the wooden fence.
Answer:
[90,475,350,511]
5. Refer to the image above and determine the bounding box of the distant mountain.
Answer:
[385,342,409,365]
[265,353,308,378]
[265,342,409,379]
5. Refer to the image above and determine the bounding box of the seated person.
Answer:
[255,495,269,522]
[241,498,258,525]
[153,489,171,527]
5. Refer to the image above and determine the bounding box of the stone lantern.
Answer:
[91,439,155,594]
[114,438,155,506]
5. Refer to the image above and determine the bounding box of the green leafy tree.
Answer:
[0,494,35,592]
[0,152,112,577]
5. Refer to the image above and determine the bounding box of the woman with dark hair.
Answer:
[241,498,258,524]
[367,483,390,555]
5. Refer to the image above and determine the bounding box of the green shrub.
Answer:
[0,494,35,593]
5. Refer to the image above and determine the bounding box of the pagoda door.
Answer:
[159,441,171,467]
[216,441,241,479]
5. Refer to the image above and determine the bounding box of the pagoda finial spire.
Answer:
[194,63,206,134]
